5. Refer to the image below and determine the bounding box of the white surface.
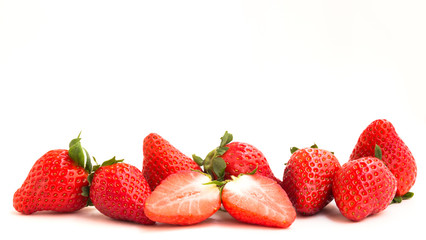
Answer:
[1,1,425,239]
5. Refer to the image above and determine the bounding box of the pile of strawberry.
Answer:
[13,119,417,228]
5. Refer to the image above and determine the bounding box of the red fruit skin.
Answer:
[282,148,341,215]
[13,149,89,214]
[222,142,280,183]
[333,157,397,221]
[350,119,417,196]
[142,133,202,191]
[90,163,154,225]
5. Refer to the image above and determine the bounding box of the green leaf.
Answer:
[92,165,100,172]
[290,147,299,154]
[212,157,226,181]
[375,144,382,160]
[203,180,228,187]
[192,154,204,166]
[246,165,258,175]
[101,156,124,167]
[69,131,82,148]
[92,156,99,165]
[86,198,93,207]
[87,172,95,185]
[84,148,92,173]
[216,146,229,156]
[402,192,414,200]
[91,157,100,172]
[69,133,85,168]
[311,143,318,148]
[81,186,90,197]
[392,196,402,204]
[219,131,233,148]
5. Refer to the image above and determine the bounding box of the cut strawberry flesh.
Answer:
[144,171,221,225]
[222,174,296,228]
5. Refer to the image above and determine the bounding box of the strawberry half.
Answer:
[142,133,202,191]
[222,174,296,228]
[144,170,221,225]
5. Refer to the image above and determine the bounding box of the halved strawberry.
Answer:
[221,174,296,228]
[143,170,221,225]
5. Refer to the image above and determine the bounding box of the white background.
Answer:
[1,1,425,239]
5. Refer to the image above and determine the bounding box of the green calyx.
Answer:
[391,192,414,204]
[203,165,258,199]
[374,144,383,160]
[83,156,124,206]
[68,131,125,206]
[290,147,299,154]
[69,131,92,173]
[290,143,318,154]
[192,131,233,181]
[92,156,124,172]
[88,156,124,185]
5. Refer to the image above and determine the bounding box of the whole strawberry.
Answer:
[350,119,416,197]
[282,145,341,215]
[193,131,280,182]
[89,158,154,225]
[333,157,397,221]
[13,133,91,214]
[142,133,202,190]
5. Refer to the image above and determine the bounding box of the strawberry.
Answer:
[144,170,221,225]
[333,156,397,221]
[142,133,202,190]
[89,158,154,225]
[192,131,280,183]
[281,145,341,215]
[350,119,417,197]
[13,133,92,214]
[221,173,296,228]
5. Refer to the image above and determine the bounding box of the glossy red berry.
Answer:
[90,161,154,225]
[282,147,341,215]
[142,133,201,190]
[350,119,416,196]
[333,157,397,221]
